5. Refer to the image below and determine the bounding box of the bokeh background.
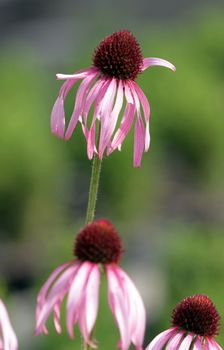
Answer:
[1,0,224,348]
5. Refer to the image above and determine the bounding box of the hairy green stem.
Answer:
[85,155,102,224]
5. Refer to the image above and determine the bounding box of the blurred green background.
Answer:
[0,1,224,349]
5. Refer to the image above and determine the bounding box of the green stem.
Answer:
[85,155,102,224]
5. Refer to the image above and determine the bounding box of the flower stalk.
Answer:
[85,155,102,224]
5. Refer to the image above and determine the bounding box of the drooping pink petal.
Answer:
[36,261,71,315]
[98,78,117,159]
[78,264,100,347]
[66,262,93,338]
[166,331,184,350]
[134,116,145,167]
[178,334,194,350]
[65,71,98,140]
[51,79,75,138]
[145,328,177,350]
[86,79,111,158]
[83,77,107,125]
[142,58,176,72]
[113,267,146,349]
[128,82,145,167]
[106,265,131,350]
[35,263,79,335]
[87,123,96,160]
[131,82,151,151]
[108,103,135,154]
[0,300,18,350]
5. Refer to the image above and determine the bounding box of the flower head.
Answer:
[145,295,222,350]
[51,30,176,167]
[35,219,146,350]
[0,299,18,350]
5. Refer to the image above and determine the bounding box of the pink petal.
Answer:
[106,265,131,350]
[193,338,203,350]
[56,67,99,80]
[98,78,117,159]
[53,301,62,334]
[166,331,184,350]
[78,264,100,347]
[65,72,98,140]
[130,81,151,151]
[134,116,145,167]
[103,80,124,154]
[132,82,150,124]
[145,328,177,350]
[66,262,93,338]
[206,339,223,350]
[83,78,106,124]
[108,103,135,154]
[178,334,194,350]
[142,57,176,72]
[124,83,134,104]
[35,263,79,335]
[51,79,75,138]
[36,261,71,314]
[87,123,96,160]
[0,300,18,350]
[114,267,146,349]
[86,79,111,158]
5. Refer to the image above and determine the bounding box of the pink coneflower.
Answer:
[35,219,146,350]
[0,299,18,350]
[145,295,222,350]
[51,30,176,166]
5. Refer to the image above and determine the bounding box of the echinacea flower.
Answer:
[0,299,18,350]
[35,219,146,350]
[146,295,222,350]
[51,30,176,166]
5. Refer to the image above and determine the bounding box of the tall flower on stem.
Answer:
[35,219,146,350]
[0,299,18,350]
[145,295,222,350]
[51,30,176,167]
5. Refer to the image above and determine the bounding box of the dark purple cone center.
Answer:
[93,30,143,80]
[74,219,123,264]
[172,295,220,337]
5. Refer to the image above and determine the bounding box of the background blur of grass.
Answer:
[0,1,224,349]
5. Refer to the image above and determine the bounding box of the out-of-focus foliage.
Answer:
[0,8,224,350]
